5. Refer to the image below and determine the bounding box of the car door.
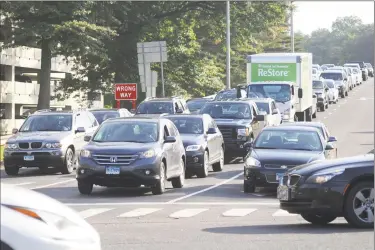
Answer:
[206,117,218,162]
[73,112,87,156]
[250,104,262,138]
[166,121,181,174]
[270,101,281,125]
[161,123,175,178]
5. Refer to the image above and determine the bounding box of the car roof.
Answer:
[31,111,73,116]
[104,117,161,123]
[187,98,210,102]
[280,122,324,128]
[249,98,274,103]
[262,125,320,132]
[90,109,119,112]
[322,70,343,74]
[306,154,374,169]
[208,99,255,105]
[164,114,206,119]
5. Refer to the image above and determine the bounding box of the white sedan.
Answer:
[1,183,101,250]
[324,79,339,104]
[350,67,362,85]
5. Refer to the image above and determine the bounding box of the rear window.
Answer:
[313,81,324,89]
[320,72,342,81]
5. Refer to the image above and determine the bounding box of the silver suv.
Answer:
[3,109,99,176]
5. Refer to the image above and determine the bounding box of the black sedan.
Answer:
[243,126,336,193]
[277,154,374,228]
[165,114,224,178]
[76,117,186,195]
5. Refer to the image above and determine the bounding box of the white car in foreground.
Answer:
[1,183,101,250]
[324,79,339,104]
[350,67,362,85]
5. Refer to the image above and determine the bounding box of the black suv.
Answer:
[3,109,99,175]
[135,97,190,116]
[76,117,186,195]
[199,99,265,158]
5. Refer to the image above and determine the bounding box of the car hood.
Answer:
[85,141,158,155]
[6,131,71,143]
[180,134,205,147]
[250,149,325,167]
[214,118,251,127]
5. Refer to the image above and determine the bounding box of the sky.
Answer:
[294,1,374,35]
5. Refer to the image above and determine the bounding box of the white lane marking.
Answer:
[65,202,280,206]
[31,179,76,189]
[118,208,161,218]
[328,113,332,115]
[323,117,327,119]
[359,97,367,101]
[272,209,297,217]
[169,208,208,218]
[165,172,243,204]
[333,109,337,111]
[12,182,35,186]
[222,208,257,217]
[251,193,266,197]
[79,208,114,219]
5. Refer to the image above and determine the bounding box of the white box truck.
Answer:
[245,53,316,122]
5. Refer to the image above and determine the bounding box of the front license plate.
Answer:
[276,173,284,181]
[277,186,290,201]
[23,155,34,161]
[106,166,120,175]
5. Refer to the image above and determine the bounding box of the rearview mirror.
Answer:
[328,136,337,142]
[84,135,92,142]
[298,88,303,98]
[325,144,334,150]
[165,136,176,143]
[207,128,216,134]
[255,114,265,121]
[75,127,86,133]
[272,109,278,115]
[12,128,18,134]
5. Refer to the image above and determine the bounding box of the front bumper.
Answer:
[76,156,162,187]
[185,151,204,170]
[3,149,65,168]
[224,140,252,156]
[244,167,288,189]
[278,181,347,215]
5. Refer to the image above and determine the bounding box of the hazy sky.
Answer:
[294,1,374,34]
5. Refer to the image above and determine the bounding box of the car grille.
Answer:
[31,142,43,149]
[264,164,296,169]
[281,174,301,186]
[217,126,236,141]
[92,154,138,165]
[18,143,29,149]
[317,97,324,101]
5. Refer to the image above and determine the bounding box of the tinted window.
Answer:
[313,81,324,89]
[255,102,270,114]
[168,117,204,134]
[19,114,72,132]
[200,103,252,119]
[248,84,291,102]
[136,102,173,114]
[320,73,342,81]
[215,90,237,100]
[187,100,209,112]
[87,112,99,127]
[325,81,335,88]
[93,121,158,143]
[91,111,120,124]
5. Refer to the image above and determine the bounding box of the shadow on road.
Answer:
[202,223,372,235]
[0,167,63,179]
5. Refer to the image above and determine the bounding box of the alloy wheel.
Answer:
[353,187,374,223]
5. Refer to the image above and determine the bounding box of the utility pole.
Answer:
[290,1,295,53]
[226,1,231,89]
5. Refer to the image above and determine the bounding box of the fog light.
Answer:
[239,145,244,149]
[194,157,199,163]
[145,170,151,175]
[80,169,85,174]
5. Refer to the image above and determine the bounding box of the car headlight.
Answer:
[237,128,249,136]
[140,149,155,158]
[80,149,91,157]
[45,142,62,149]
[306,168,345,184]
[5,143,18,149]
[186,145,202,151]
[245,157,261,168]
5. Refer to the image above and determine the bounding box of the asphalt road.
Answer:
[1,79,374,250]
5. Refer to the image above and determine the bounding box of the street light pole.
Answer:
[290,1,295,53]
[226,1,231,89]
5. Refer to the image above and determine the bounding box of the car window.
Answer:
[163,125,170,139]
[136,102,173,114]
[19,114,72,132]
[251,104,258,116]
[255,102,270,114]
[271,101,277,111]
[200,103,252,119]
[81,112,93,129]
[75,113,87,128]
[169,117,204,135]
[87,112,99,127]
[91,111,120,124]
[320,72,342,81]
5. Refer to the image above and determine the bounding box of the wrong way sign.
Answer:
[115,83,137,100]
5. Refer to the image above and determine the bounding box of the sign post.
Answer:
[115,84,138,104]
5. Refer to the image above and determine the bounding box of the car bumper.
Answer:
[244,167,288,189]
[3,150,65,168]
[317,99,325,107]
[223,140,252,156]
[76,157,162,187]
[278,181,347,215]
[185,151,204,170]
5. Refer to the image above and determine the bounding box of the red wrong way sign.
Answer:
[115,83,137,100]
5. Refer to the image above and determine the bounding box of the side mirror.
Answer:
[298,88,303,98]
[255,114,265,121]
[12,128,18,134]
[165,136,176,143]
[272,109,278,115]
[176,108,183,114]
[325,144,334,150]
[75,127,86,133]
[207,128,216,134]
[291,87,294,95]
[312,94,317,98]
[84,135,92,142]
[328,136,337,142]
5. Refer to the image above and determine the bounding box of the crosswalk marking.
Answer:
[118,208,161,218]
[169,208,208,218]
[222,208,257,217]
[272,209,297,217]
[79,208,114,219]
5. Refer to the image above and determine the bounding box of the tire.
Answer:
[325,102,329,109]
[171,158,185,188]
[212,147,224,172]
[344,181,374,228]
[320,104,325,112]
[4,166,19,176]
[312,111,317,118]
[152,162,166,195]
[341,93,345,98]
[196,151,209,178]
[301,213,337,225]
[244,181,255,193]
[78,180,93,195]
[61,147,74,174]
[345,91,348,96]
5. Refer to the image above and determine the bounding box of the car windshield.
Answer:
[92,121,158,143]
[136,102,173,114]
[19,115,72,132]
[187,100,209,112]
[254,130,323,151]
[325,81,335,88]
[366,63,372,68]
[320,72,342,81]
[200,103,252,119]
[215,90,237,100]
[248,84,291,103]
[91,111,120,124]
[313,81,324,89]
[255,102,270,114]
[168,117,204,134]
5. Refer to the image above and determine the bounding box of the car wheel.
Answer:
[344,181,374,228]
[345,91,348,96]
[312,111,317,118]
[197,151,209,178]
[152,162,166,195]
[4,166,19,176]
[320,104,325,112]
[212,147,224,172]
[61,147,74,174]
[244,181,255,193]
[78,180,93,195]
[171,158,185,188]
[325,102,329,109]
[301,213,337,225]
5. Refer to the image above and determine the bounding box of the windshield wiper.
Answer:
[254,146,278,149]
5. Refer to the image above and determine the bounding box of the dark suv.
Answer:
[76,117,186,195]
[199,99,265,159]
[135,97,190,117]
[3,109,99,175]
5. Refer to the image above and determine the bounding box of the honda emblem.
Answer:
[110,157,117,163]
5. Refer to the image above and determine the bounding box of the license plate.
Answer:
[23,155,34,161]
[277,186,290,201]
[276,173,284,181]
[106,166,120,175]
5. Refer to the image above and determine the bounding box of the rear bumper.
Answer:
[4,150,65,168]
[244,167,287,189]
